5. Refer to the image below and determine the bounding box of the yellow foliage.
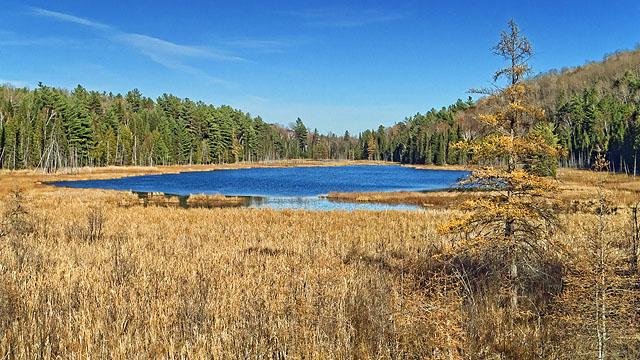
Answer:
[455,133,562,167]
[442,19,564,262]
[478,113,503,127]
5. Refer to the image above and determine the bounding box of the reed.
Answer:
[322,190,471,209]
[0,185,465,358]
[186,193,243,207]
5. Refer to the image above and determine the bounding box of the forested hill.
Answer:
[360,47,640,170]
[0,85,352,171]
[469,47,640,172]
[362,48,640,170]
[529,49,640,171]
[1,48,640,171]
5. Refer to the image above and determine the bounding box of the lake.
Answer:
[50,165,469,211]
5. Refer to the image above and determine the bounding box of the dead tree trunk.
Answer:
[633,202,639,273]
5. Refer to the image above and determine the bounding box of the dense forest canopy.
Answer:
[1,47,640,171]
[0,82,471,171]
[0,84,327,171]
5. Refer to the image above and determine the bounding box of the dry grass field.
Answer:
[1,162,639,358]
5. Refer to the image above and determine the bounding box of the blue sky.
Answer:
[1,1,639,134]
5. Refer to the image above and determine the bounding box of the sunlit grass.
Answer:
[0,185,462,358]
[1,163,638,358]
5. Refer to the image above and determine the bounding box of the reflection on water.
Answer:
[246,196,420,211]
[133,192,421,211]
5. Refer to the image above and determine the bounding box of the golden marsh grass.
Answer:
[0,187,461,358]
[0,163,638,358]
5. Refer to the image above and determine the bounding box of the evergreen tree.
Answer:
[218,109,233,162]
[293,117,308,157]
[67,100,94,165]
[125,88,142,113]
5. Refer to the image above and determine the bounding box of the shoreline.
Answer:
[2,161,638,209]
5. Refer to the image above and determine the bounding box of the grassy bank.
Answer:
[326,168,640,211]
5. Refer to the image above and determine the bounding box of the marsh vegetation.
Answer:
[1,166,639,358]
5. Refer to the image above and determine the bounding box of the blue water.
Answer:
[50,165,469,210]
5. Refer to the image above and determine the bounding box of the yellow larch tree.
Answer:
[438,20,566,355]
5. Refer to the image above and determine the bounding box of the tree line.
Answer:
[361,47,640,172]
[553,75,640,172]
[0,84,356,171]
[0,80,475,171]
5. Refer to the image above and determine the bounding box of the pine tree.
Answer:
[67,100,94,166]
[125,88,142,113]
[293,118,308,157]
[218,110,233,162]
[176,118,191,164]
[30,108,44,167]
[119,125,133,165]
[367,135,378,160]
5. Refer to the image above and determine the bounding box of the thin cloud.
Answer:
[0,38,59,46]
[138,52,232,86]
[27,7,241,80]
[117,33,244,62]
[280,8,404,28]
[0,30,68,47]
[30,7,111,30]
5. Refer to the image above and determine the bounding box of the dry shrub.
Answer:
[187,193,243,207]
[0,277,20,348]
[425,240,565,359]
[64,219,85,243]
[549,211,640,358]
[64,204,105,243]
[110,231,136,286]
[0,190,42,271]
[86,205,105,243]
[323,190,472,209]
